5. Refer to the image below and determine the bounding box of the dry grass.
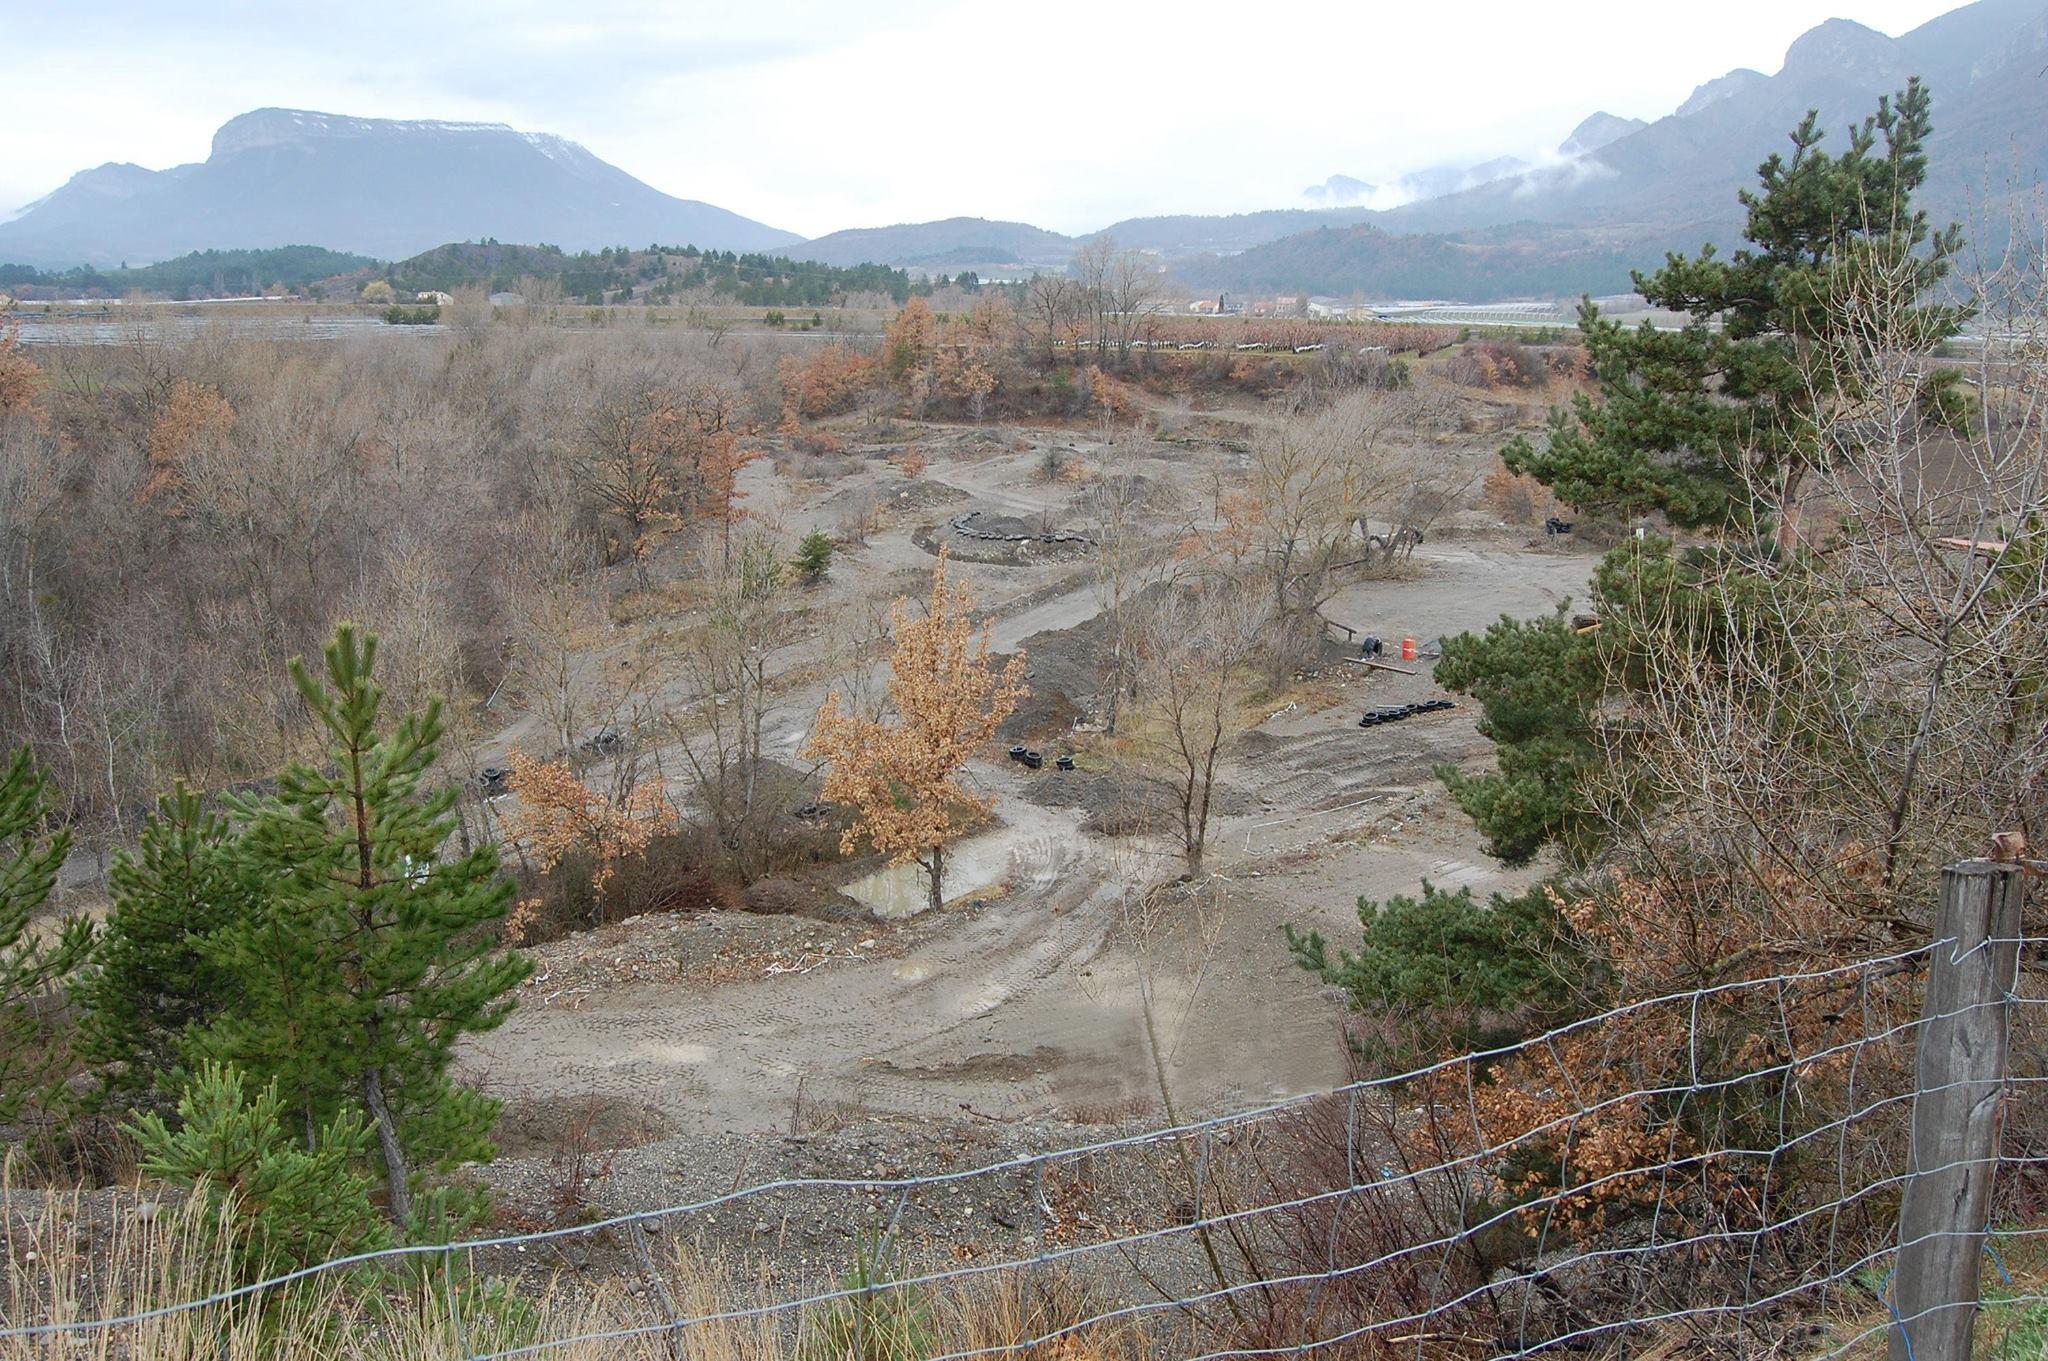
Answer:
[1,1174,1156,1361]
[1809,1233,2048,1361]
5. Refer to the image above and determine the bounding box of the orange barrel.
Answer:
[1401,637,1418,661]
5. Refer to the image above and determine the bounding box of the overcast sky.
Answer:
[0,0,1967,238]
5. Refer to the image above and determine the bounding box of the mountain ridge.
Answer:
[0,107,799,268]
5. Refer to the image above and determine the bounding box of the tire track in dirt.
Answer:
[463,773,1135,1132]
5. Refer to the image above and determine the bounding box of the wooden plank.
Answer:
[1342,658,1418,675]
[1889,859,2025,1361]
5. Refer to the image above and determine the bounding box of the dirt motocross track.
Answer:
[461,423,1595,1143]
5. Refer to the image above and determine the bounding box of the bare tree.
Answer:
[1248,388,1448,656]
[505,514,604,758]
[1071,239,1166,365]
[1021,273,1079,364]
[1101,243,1168,363]
[664,532,802,880]
[1086,445,1166,735]
[1133,581,1265,876]
[573,381,686,589]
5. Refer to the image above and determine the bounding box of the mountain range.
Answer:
[783,0,2048,296]
[0,109,799,267]
[7,0,2046,298]
[1367,0,2048,248]
[1184,0,2048,299]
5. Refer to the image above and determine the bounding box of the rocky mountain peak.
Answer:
[208,108,520,161]
[1781,18,1901,81]
[1558,112,1649,157]
[1677,68,1768,118]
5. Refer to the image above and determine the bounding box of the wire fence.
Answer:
[3,864,2040,1359]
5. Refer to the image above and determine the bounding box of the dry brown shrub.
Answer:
[0,325,46,429]
[1479,456,1548,524]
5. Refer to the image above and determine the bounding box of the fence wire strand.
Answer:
[7,934,2043,1361]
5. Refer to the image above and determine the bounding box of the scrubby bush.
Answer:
[1286,881,1580,1063]
[1445,339,1545,389]
[799,1240,935,1361]
[1479,455,1549,524]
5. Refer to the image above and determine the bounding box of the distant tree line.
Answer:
[389,240,916,307]
[0,246,378,300]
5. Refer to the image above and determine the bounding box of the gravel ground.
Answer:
[474,1108,1286,1314]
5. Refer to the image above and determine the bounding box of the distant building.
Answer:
[417,290,454,305]
[1306,296,1347,319]
[488,291,526,306]
[1187,298,1217,314]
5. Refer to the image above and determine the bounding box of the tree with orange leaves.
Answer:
[0,325,45,430]
[780,343,875,421]
[883,297,937,380]
[806,548,1027,914]
[658,379,753,568]
[576,380,750,587]
[937,347,998,422]
[502,749,677,927]
[143,378,235,508]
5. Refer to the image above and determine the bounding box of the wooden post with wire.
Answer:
[1888,857,2024,1361]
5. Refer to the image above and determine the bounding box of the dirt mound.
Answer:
[512,910,900,1008]
[996,608,1113,739]
[1016,767,1257,837]
[1228,707,1479,815]
[813,477,967,534]
[878,477,969,510]
[910,508,1096,566]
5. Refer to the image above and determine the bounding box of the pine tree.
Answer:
[792,527,834,584]
[1286,881,1580,1061]
[1432,606,1606,868]
[0,747,92,1124]
[199,625,531,1231]
[1504,79,1967,541]
[73,783,251,1103]
[128,1060,390,1278]
[1446,84,1969,866]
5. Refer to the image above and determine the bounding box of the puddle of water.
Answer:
[844,853,1002,920]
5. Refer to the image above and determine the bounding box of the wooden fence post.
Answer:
[1889,858,2025,1361]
